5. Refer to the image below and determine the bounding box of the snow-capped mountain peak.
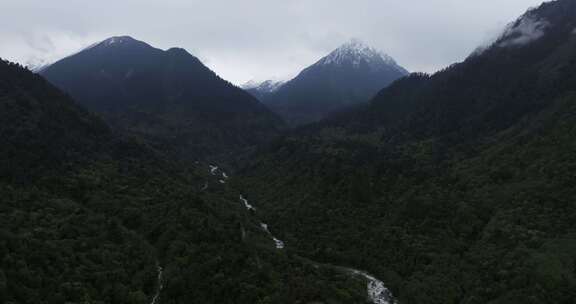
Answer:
[103,36,135,46]
[87,36,140,49]
[316,39,407,74]
[81,36,151,53]
[242,79,285,93]
[33,36,149,73]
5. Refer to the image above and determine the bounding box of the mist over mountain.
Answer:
[41,36,284,163]
[256,39,408,126]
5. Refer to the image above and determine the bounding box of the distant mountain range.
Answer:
[40,36,284,162]
[249,39,408,126]
[243,79,285,100]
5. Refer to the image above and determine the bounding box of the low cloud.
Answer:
[0,0,546,84]
[0,30,104,70]
[498,14,549,47]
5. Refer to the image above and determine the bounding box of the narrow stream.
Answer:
[239,194,256,211]
[260,222,285,249]
[150,261,164,304]
[348,269,396,304]
[210,165,396,304]
[209,164,219,175]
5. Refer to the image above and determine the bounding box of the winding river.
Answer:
[213,165,395,304]
[349,269,396,304]
[238,194,395,304]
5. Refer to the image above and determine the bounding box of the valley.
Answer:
[1,0,576,303]
[210,164,395,304]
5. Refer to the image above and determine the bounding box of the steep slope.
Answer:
[40,36,284,163]
[260,39,408,126]
[0,59,378,304]
[0,62,111,183]
[239,1,576,303]
[363,0,576,143]
[0,58,166,303]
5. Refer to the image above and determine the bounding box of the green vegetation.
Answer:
[240,95,576,303]
[3,1,576,303]
[238,1,576,303]
[0,60,371,303]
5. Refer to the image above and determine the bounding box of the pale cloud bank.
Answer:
[0,0,546,85]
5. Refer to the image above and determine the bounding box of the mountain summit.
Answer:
[253,39,409,126]
[41,36,284,161]
[316,39,407,73]
[89,36,145,48]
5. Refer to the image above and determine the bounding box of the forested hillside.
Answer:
[3,0,576,303]
[0,60,374,304]
[40,36,284,164]
[238,1,576,303]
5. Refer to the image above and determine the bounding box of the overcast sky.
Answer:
[0,0,545,85]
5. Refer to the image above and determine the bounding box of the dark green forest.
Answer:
[0,60,370,303]
[2,0,576,303]
[238,1,576,303]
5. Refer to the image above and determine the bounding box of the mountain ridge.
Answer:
[256,39,409,126]
[40,36,285,163]
[314,39,407,73]
[243,79,286,99]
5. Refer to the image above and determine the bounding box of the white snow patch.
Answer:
[219,180,226,184]
[239,195,256,211]
[26,58,51,73]
[222,172,228,179]
[498,15,549,47]
[105,36,133,46]
[107,37,119,45]
[78,36,133,53]
[242,79,286,93]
